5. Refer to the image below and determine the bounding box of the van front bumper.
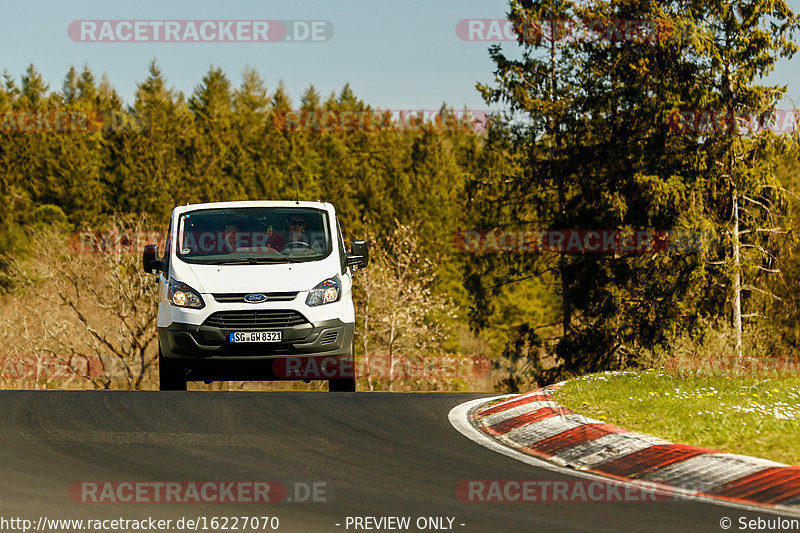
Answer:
[159,317,353,360]
[158,318,355,382]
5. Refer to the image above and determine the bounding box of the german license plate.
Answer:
[228,331,282,343]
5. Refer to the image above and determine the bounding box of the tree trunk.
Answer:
[549,13,571,339]
[732,188,743,359]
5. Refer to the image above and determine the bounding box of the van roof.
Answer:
[173,200,334,215]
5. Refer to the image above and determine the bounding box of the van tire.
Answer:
[328,377,356,392]
[328,342,356,392]
[159,344,187,391]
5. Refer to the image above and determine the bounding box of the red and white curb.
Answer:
[449,385,800,515]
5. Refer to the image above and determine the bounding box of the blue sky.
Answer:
[2,0,800,110]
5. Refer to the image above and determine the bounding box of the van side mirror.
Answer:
[142,244,163,275]
[347,240,369,270]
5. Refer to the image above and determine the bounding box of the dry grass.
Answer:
[0,222,496,392]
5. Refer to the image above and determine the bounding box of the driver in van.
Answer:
[250,214,321,253]
[254,214,308,252]
[287,214,309,244]
[284,213,322,252]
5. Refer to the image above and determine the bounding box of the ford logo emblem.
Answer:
[243,293,267,303]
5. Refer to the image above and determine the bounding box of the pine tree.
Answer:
[685,0,798,357]
[233,66,270,198]
[470,0,799,376]
[61,66,79,106]
[19,64,49,109]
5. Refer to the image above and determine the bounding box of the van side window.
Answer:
[163,218,172,272]
[337,220,347,274]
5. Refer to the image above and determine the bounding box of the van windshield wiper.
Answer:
[206,257,306,265]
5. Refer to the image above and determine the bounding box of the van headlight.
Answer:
[306,275,341,306]
[168,279,205,309]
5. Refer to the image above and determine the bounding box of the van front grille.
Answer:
[203,310,308,329]
[212,292,298,303]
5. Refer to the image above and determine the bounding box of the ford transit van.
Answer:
[142,200,368,391]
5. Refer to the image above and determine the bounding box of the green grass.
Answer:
[554,370,800,465]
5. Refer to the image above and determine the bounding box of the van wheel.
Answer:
[159,344,187,391]
[328,377,355,392]
[328,344,356,392]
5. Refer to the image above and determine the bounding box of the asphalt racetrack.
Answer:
[0,391,793,532]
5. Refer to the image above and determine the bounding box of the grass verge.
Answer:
[554,370,800,465]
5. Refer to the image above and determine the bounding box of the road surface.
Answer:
[0,391,790,532]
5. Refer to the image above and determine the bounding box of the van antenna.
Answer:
[295,174,300,204]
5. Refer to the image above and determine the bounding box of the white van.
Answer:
[142,200,368,391]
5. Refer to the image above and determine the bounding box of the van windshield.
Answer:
[176,207,332,264]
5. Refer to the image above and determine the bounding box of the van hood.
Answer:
[170,257,340,294]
